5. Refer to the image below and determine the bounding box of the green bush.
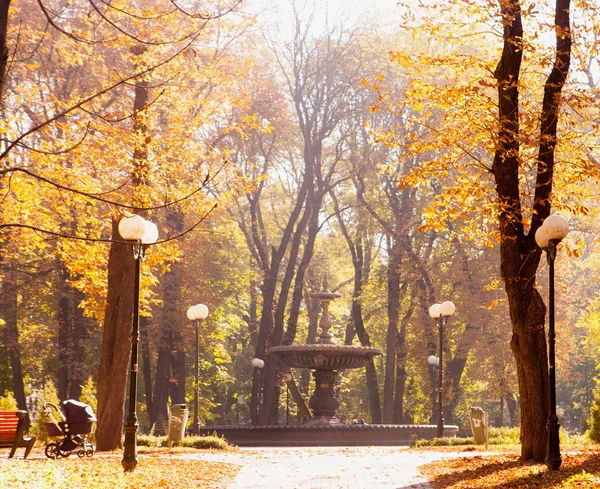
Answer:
[411,426,521,448]
[137,434,230,450]
[587,395,600,442]
[0,391,18,410]
[30,381,61,443]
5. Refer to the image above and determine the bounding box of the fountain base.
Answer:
[198,423,459,447]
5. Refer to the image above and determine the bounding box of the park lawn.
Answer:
[420,449,600,488]
[0,447,239,489]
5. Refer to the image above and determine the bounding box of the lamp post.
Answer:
[186,304,209,436]
[283,373,292,425]
[118,214,158,472]
[429,301,456,438]
[535,214,569,471]
[251,358,264,425]
[427,355,440,423]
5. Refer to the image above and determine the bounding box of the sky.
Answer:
[246,0,402,39]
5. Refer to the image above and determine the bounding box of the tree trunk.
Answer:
[383,238,402,423]
[164,210,186,405]
[393,304,412,423]
[69,288,88,400]
[57,263,71,402]
[151,328,172,434]
[96,218,135,451]
[492,0,571,462]
[1,255,26,410]
[140,316,153,428]
[0,0,10,97]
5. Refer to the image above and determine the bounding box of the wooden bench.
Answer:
[0,410,36,459]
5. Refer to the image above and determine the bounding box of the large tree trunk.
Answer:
[493,0,571,462]
[393,302,412,423]
[69,287,88,400]
[165,210,186,405]
[96,218,135,451]
[151,327,172,434]
[57,263,71,402]
[1,254,26,410]
[383,238,402,423]
[0,0,10,97]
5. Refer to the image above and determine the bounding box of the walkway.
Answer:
[185,446,459,489]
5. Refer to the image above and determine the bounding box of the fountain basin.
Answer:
[269,344,382,369]
[198,424,460,446]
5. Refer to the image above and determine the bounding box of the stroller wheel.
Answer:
[77,449,86,458]
[86,448,94,457]
[45,442,60,459]
[59,449,71,458]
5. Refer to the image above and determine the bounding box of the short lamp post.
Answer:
[186,304,209,436]
[535,214,569,471]
[427,355,440,423]
[429,301,456,438]
[118,214,158,473]
[251,358,264,425]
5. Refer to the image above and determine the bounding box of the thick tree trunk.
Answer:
[393,305,411,423]
[383,238,402,423]
[0,0,10,97]
[1,256,26,410]
[492,0,571,462]
[96,218,136,451]
[164,210,186,405]
[140,316,153,427]
[69,288,88,400]
[57,263,71,402]
[151,330,172,434]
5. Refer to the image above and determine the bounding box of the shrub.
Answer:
[587,395,600,443]
[137,434,230,450]
[30,381,61,443]
[411,427,521,448]
[0,391,18,410]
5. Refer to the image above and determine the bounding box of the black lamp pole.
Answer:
[122,241,144,472]
[192,318,200,435]
[546,238,561,470]
[436,315,444,439]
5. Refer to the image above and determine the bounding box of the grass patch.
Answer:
[137,434,230,450]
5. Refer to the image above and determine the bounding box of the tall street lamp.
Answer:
[535,214,569,471]
[186,303,209,436]
[118,214,158,472]
[251,357,264,425]
[429,300,456,438]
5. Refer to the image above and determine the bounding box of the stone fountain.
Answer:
[198,280,459,445]
[268,280,381,424]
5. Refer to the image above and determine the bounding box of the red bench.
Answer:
[0,410,36,459]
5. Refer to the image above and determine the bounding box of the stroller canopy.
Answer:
[62,400,97,424]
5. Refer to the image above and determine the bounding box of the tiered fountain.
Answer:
[199,280,458,445]
[268,280,381,424]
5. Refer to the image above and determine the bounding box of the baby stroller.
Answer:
[44,400,96,458]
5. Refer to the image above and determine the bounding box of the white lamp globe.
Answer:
[141,221,159,244]
[440,301,456,316]
[428,355,439,366]
[429,303,441,319]
[195,304,209,319]
[118,214,146,241]
[186,305,196,320]
[535,225,550,249]
[543,214,569,241]
[251,358,265,369]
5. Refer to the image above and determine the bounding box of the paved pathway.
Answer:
[185,446,459,489]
